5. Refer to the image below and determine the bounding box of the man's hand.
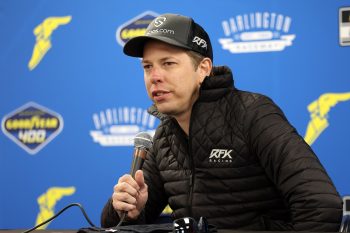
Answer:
[112,170,148,220]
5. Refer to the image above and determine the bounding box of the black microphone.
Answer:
[119,131,153,226]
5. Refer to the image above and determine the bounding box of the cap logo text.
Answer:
[154,16,166,27]
[146,28,175,35]
[192,36,207,49]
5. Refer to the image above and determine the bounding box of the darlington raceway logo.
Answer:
[116,11,159,47]
[219,12,296,53]
[90,107,158,146]
[1,102,63,155]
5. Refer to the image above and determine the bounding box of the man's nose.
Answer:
[149,66,163,84]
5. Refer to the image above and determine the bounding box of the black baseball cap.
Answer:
[123,13,213,61]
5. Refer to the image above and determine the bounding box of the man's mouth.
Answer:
[152,90,170,100]
[152,91,169,97]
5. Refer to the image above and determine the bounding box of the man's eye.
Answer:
[143,64,152,70]
[164,62,175,66]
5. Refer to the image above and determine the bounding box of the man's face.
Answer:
[142,40,206,119]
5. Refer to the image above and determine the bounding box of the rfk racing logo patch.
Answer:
[1,102,63,155]
[192,36,208,49]
[209,149,233,163]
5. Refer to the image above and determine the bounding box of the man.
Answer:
[101,13,343,231]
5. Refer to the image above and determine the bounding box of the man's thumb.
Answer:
[134,170,145,188]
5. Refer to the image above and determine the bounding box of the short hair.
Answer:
[186,50,205,70]
[186,50,213,76]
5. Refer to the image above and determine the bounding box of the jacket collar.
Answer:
[198,66,234,102]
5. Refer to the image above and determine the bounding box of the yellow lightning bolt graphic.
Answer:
[35,186,76,229]
[28,16,72,70]
[304,92,350,145]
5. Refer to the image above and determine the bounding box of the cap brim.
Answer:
[123,35,191,57]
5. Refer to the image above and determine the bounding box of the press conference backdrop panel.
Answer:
[0,0,349,230]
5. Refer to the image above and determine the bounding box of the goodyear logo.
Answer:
[36,186,76,229]
[219,12,296,53]
[28,16,72,70]
[90,106,158,146]
[116,11,159,46]
[1,102,63,155]
[304,92,350,145]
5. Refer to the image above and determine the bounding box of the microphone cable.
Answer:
[115,211,126,228]
[22,203,96,233]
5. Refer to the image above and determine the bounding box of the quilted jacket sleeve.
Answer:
[100,146,167,227]
[244,94,343,231]
[142,145,169,223]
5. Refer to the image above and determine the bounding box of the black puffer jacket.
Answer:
[101,66,342,231]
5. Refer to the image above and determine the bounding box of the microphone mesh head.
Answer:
[134,132,153,149]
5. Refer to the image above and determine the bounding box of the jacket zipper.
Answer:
[187,103,197,217]
[188,148,194,217]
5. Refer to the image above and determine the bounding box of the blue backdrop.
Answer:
[0,0,349,230]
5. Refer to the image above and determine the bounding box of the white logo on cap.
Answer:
[154,16,166,27]
[193,36,207,49]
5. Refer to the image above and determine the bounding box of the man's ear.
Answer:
[198,58,213,83]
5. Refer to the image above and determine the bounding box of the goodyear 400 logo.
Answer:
[116,11,159,46]
[1,102,63,155]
